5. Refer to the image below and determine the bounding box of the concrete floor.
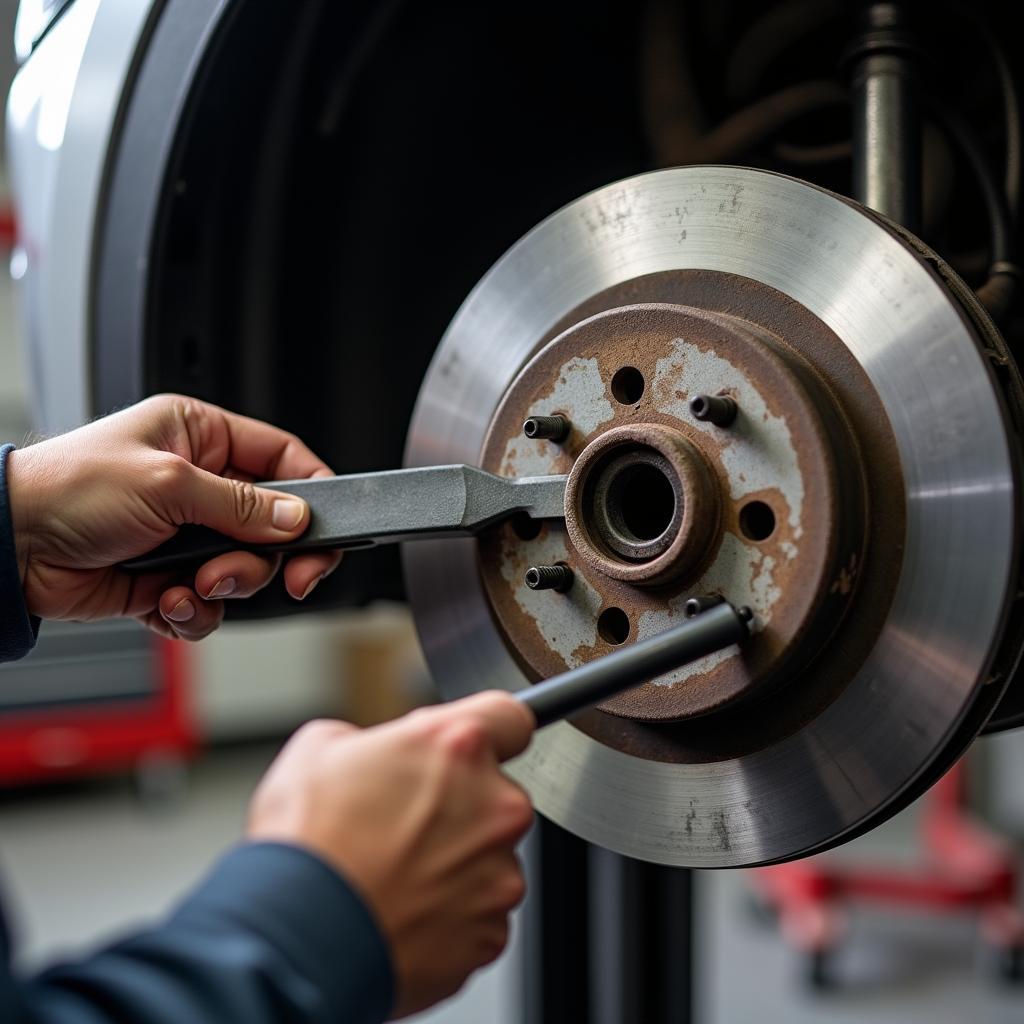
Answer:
[1,743,1021,1023]
[702,844,1024,1024]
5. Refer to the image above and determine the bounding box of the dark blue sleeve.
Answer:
[1,842,394,1024]
[0,444,40,663]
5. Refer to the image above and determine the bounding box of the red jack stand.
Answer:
[748,759,1024,988]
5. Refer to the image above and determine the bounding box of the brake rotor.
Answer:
[403,166,1021,867]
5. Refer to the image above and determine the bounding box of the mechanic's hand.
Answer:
[6,394,341,639]
[247,691,537,1020]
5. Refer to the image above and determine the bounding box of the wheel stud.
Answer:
[524,415,571,442]
[690,394,738,427]
[685,595,725,618]
[525,564,575,592]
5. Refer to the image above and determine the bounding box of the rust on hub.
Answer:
[478,298,871,724]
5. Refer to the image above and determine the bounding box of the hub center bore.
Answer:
[565,423,719,587]
[589,447,679,560]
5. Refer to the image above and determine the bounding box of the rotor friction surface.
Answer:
[403,166,1016,867]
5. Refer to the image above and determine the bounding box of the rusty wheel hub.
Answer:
[479,299,868,721]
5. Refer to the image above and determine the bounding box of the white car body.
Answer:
[6,0,154,433]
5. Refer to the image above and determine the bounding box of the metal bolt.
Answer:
[525,564,575,592]
[524,415,571,442]
[690,394,738,427]
[684,595,725,618]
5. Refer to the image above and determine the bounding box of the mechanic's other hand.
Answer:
[247,691,537,1020]
[7,394,341,639]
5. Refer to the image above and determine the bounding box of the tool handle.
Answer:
[517,603,751,728]
[120,526,354,574]
[121,477,368,573]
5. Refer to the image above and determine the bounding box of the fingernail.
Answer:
[273,498,305,531]
[207,577,237,599]
[300,574,324,601]
[166,598,195,623]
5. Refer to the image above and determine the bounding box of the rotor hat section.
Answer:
[478,300,865,723]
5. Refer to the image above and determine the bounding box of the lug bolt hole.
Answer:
[597,607,631,646]
[739,501,776,542]
[610,366,645,405]
[511,513,542,541]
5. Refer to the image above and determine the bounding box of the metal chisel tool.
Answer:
[124,465,567,573]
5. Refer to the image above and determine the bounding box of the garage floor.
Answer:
[700,822,1024,1024]
[1,743,1021,1024]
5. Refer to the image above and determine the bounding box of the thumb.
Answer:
[449,691,537,763]
[180,465,310,543]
